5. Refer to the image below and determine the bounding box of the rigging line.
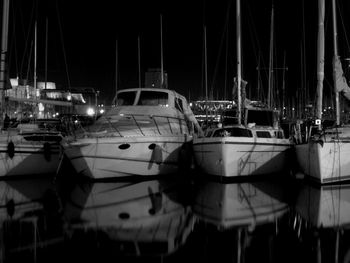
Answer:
[25,40,34,81]
[246,0,268,82]
[209,0,232,100]
[55,0,71,90]
[336,0,350,55]
[19,0,36,79]
[9,3,19,77]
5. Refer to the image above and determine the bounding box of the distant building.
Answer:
[144,68,168,89]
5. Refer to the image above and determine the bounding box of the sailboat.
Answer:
[295,0,350,184]
[192,0,292,178]
[0,5,65,178]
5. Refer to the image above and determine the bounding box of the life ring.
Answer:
[7,141,15,159]
[44,142,51,161]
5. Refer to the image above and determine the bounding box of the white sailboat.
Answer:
[0,6,67,178]
[295,0,350,184]
[192,0,291,178]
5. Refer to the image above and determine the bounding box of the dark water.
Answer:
[1,165,349,263]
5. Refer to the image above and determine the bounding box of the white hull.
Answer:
[0,139,61,177]
[295,139,350,184]
[64,135,193,179]
[193,136,291,177]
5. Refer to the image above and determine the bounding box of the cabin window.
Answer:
[213,129,228,137]
[256,131,271,138]
[116,91,137,106]
[227,127,253,137]
[138,91,168,106]
[275,131,284,138]
[175,98,184,113]
[212,127,252,137]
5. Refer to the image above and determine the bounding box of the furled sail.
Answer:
[333,55,350,100]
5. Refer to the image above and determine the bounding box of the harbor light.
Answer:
[87,107,95,116]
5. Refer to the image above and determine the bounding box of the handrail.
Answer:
[104,113,188,137]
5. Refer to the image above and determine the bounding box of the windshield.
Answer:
[116,91,137,106]
[137,91,168,106]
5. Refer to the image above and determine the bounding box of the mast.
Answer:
[138,36,141,88]
[204,26,208,124]
[115,39,118,94]
[332,0,340,125]
[160,14,164,88]
[45,18,48,90]
[316,0,325,120]
[236,0,242,125]
[34,21,37,100]
[282,51,287,117]
[267,6,274,109]
[0,0,10,123]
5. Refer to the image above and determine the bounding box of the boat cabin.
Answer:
[115,88,188,114]
[221,107,280,129]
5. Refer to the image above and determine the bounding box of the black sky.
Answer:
[5,0,350,105]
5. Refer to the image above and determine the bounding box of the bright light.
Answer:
[87,107,95,116]
[99,109,105,114]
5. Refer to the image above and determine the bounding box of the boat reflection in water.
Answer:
[193,180,291,229]
[294,183,350,262]
[191,179,293,263]
[0,178,63,263]
[62,178,195,259]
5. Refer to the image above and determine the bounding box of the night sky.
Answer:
[5,0,350,105]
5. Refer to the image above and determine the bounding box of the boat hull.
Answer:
[0,139,61,177]
[63,135,193,179]
[193,137,291,177]
[295,139,350,184]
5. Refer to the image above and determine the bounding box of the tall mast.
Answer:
[316,0,325,120]
[332,0,340,125]
[236,0,242,125]
[115,39,118,94]
[204,26,208,123]
[0,0,10,122]
[282,51,287,117]
[160,14,164,88]
[45,18,48,89]
[138,36,141,88]
[267,5,274,109]
[34,21,37,99]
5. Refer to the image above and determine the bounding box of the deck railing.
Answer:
[81,113,190,138]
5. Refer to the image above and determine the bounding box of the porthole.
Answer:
[119,212,130,220]
[118,143,130,150]
[148,143,156,150]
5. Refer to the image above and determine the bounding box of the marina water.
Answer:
[0,162,349,263]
